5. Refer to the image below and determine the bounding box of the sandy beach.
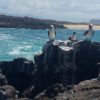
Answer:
[64,24,100,30]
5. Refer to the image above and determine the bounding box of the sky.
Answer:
[0,0,100,22]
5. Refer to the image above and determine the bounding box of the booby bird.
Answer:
[84,24,94,40]
[48,25,56,41]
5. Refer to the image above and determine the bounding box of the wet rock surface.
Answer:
[0,40,100,99]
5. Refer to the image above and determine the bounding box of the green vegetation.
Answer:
[0,15,64,29]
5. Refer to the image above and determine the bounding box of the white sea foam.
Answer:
[25,45,32,49]
[8,46,23,55]
[22,42,28,44]
[0,33,14,40]
[31,35,48,41]
[1,28,99,61]
[8,45,32,55]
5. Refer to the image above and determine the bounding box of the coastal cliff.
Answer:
[0,40,100,99]
[0,15,64,29]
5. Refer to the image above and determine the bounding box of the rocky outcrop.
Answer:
[34,40,100,95]
[33,79,100,100]
[0,40,100,99]
[0,58,36,91]
[0,85,19,100]
[0,73,8,86]
[56,78,100,100]
[34,83,64,100]
[73,40,100,83]
[0,58,36,99]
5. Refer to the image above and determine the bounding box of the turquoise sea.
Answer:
[0,28,100,61]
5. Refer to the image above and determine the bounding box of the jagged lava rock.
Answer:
[34,40,100,91]
[34,40,73,89]
[0,58,36,91]
[0,40,99,99]
[73,40,100,82]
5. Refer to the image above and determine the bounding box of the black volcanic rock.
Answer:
[35,79,100,100]
[34,40,100,95]
[0,74,7,86]
[0,40,100,99]
[73,40,100,83]
[0,58,36,91]
[34,83,64,100]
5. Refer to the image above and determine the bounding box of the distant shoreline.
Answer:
[64,24,100,30]
[0,15,64,29]
[0,14,100,30]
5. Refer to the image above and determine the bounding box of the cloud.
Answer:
[0,0,100,22]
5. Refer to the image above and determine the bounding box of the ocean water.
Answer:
[0,28,100,61]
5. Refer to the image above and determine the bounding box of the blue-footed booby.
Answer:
[48,25,56,41]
